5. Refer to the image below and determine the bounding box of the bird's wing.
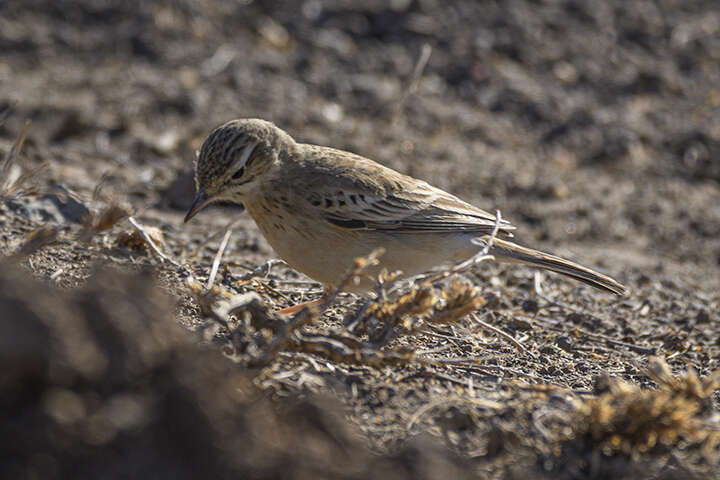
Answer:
[311,178,515,235]
[295,144,516,235]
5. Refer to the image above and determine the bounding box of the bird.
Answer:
[185,118,626,313]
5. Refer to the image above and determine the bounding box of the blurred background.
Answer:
[1,1,719,478]
[1,0,719,279]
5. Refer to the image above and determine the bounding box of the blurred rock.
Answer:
[161,169,195,211]
[0,264,472,480]
[6,192,90,224]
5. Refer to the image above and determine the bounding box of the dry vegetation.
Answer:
[1,1,720,478]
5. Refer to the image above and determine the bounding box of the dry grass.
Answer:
[3,1,720,477]
[574,359,719,456]
[0,117,131,257]
[16,226,61,256]
[184,211,506,370]
[546,358,720,477]
[78,204,130,240]
[0,120,44,201]
[186,226,502,371]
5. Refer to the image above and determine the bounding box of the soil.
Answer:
[1,0,719,478]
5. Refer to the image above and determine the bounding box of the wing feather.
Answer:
[320,183,515,235]
[296,144,515,235]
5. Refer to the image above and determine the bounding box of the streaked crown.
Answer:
[194,118,295,196]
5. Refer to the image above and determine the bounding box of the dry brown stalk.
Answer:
[194,210,526,369]
[127,216,183,268]
[562,358,720,460]
[1,121,45,201]
[426,279,486,325]
[77,204,130,243]
[16,226,60,256]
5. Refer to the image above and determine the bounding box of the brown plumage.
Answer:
[185,118,627,296]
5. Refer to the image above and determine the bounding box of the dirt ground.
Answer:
[1,0,719,478]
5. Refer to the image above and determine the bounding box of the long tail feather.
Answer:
[488,237,627,295]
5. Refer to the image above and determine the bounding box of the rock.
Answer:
[161,170,196,211]
[6,191,90,224]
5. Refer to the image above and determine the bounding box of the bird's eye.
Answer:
[246,148,261,167]
[232,166,245,180]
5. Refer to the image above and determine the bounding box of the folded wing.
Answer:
[320,181,515,236]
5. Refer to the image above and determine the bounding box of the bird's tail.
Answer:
[487,237,627,295]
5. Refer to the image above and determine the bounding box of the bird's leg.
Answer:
[276,286,333,315]
[276,297,325,315]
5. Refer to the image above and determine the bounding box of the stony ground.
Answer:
[1,1,719,478]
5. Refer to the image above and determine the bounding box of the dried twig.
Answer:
[527,312,656,356]
[189,217,245,258]
[206,228,232,290]
[234,259,287,283]
[200,249,393,368]
[407,395,502,430]
[1,120,45,200]
[368,282,436,347]
[1,120,30,184]
[15,226,60,257]
[251,305,320,367]
[92,170,115,202]
[426,279,486,325]
[287,334,416,368]
[563,358,720,459]
[265,248,385,360]
[392,43,432,123]
[220,291,285,331]
[332,247,385,300]
[470,312,532,355]
[339,214,506,349]
[399,210,502,289]
[200,212,529,370]
[128,216,183,268]
[77,204,130,242]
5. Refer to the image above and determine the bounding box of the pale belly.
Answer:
[250,208,479,292]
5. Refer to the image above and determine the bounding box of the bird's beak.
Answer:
[184,189,212,223]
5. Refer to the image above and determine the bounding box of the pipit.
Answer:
[185,119,626,312]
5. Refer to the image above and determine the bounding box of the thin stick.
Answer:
[533,271,545,296]
[525,312,657,356]
[475,210,504,257]
[1,120,36,199]
[471,312,532,355]
[392,43,432,123]
[407,395,502,429]
[1,120,30,180]
[234,258,287,283]
[189,217,244,258]
[50,268,64,281]
[128,216,182,268]
[534,270,616,325]
[664,349,686,361]
[398,210,503,289]
[206,228,233,290]
[407,397,454,429]
[407,44,432,95]
[274,280,323,287]
[313,247,385,311]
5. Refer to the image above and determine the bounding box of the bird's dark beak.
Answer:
[184,189,212,223]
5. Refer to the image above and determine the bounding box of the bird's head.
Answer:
[184,118,294,222]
